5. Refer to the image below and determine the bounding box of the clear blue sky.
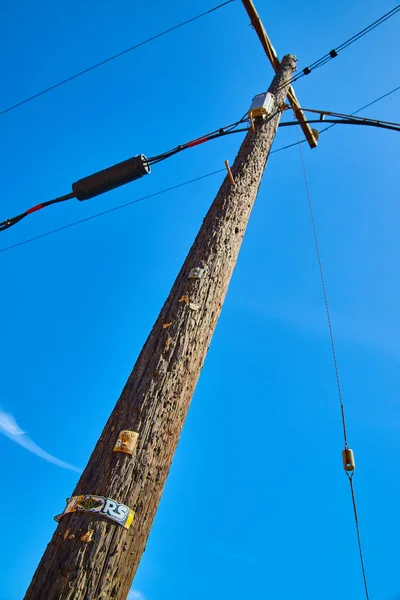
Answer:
[1,1,399,598]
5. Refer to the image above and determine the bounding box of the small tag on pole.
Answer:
[113,430,139,455]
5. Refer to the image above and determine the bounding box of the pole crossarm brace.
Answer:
[242,0,318,149]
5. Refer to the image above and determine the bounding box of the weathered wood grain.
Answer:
[25,54,296,600]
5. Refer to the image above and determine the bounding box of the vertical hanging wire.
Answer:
[295,127,349,447]
[296,126,370,600]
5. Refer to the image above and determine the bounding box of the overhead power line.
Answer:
[293,107,400,128]
[281,117,400,133]
[1,108,399,233]
[280,107,400,133]
[319,84,400,135]
[0,170,226,255]
[274,4,400,93]
[296,126,370,600]
[0,0,235,118]
[0,117,247,232]
[272,83,400,154]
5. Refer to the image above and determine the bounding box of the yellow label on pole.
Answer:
[113,430,139,455]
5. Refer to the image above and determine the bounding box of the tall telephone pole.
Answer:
[26,55,296,600]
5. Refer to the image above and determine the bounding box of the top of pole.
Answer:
[241,0,318,149]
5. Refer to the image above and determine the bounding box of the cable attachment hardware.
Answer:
[342,448,355,472]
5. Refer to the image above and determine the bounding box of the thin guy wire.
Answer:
[319,84,400,134]
[296,126,370,600]
[295,126,349,448]
[0,0,235,117]
[0,169,225,254]
[348,473,370,600]
[271,138,307,154]
[348,84,400,114]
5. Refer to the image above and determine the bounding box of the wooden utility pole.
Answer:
[25,55,296,600]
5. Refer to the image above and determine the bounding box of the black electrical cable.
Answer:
[270,114,400,154]
[0,118,248,232]
[148,110,282,166]
[0,192,75,232]
[2,107,398,233]
[147,120,249,165]
[280,118,400,133]
[0,170,226,254]
[272,4,400,93]
[336,4,400,51]
[291,4,400,84]
[296,107,400,128]
[319,85,400,134]
[0,0,235,117]
[271,84,400,154]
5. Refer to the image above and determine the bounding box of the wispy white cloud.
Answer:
[127,591,145,600]
[0,409,81,472]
